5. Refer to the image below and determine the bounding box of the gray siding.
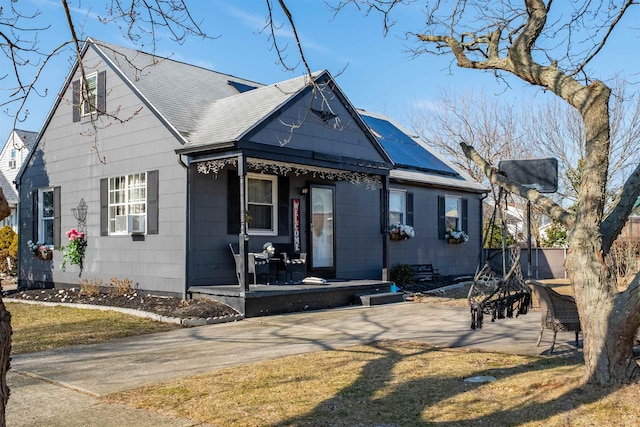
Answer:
[250,90,386,164]
[18,48,187,295]
[388,182,484,277]
[189,165,385,285]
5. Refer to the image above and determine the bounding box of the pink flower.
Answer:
[66,229,80,241]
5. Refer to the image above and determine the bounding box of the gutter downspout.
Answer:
[177,154,190,299]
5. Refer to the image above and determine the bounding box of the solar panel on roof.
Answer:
[227,80,257,93]
[361,114,459,176]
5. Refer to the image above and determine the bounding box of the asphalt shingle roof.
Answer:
[91,39,265,139]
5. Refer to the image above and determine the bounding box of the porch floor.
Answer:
[188,279,396,317]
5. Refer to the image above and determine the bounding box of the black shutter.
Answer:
[147,170,159,234]
[227,170,240,235]
[438,196,446,239]
[277,176,289,236]
[32,190,39,242]
[100,178,109,236]
[406,192,414,227]
[97,70,107,113]
[72,80,81,122]
[462,198,469,234]
[53,187,61,248]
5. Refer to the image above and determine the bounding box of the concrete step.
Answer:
[360,292,405,306]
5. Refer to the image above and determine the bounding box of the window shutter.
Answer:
[462,198,469,234]
[72,80,81,122]
[53,187,61,248]
[227,170,240,235]
[32,190,39,242]
[100,178,109,236]
[438,196,446,239]
[406,192,414,227]
[97,71,107,113]
[278,176,289,236]
[147,170,159,234]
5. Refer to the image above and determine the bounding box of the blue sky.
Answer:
[3,1,639,139]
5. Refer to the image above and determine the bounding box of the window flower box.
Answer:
[446,230,468,244]
[389,223,415,240]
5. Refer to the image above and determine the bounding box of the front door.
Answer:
[309,185,335,276]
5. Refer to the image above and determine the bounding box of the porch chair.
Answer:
[281,252,307,283]
[529,281,581,353]
[229,243,269,285]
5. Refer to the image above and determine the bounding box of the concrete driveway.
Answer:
[6,301,581,426]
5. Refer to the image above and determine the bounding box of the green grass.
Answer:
[7,291,640,426]
[105,340,640,426]
[7,302,179,354]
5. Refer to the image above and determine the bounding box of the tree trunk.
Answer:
[566,81,640,386]
[567,246,640,386]
[0,299,11,426]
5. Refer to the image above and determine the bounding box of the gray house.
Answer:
[17,39,486,315]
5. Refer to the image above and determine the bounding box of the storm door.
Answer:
[309,185,335,274]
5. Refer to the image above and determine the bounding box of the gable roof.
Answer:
[183,71,326,150]
[0,172,16,204]
[12,129,38,150]
[359,110,487,193]
[90,39,266,140]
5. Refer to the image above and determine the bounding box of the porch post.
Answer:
[238,155,250,291]
[381,175,389,281]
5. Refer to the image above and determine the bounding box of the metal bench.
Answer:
[412,264,440,283]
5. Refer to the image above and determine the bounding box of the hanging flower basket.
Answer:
[389,223,415,240]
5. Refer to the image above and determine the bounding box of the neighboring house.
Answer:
[0,129,37,231]
[17,38,485,315]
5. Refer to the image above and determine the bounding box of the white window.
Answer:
[39,188,54,246]
[9,149,17,169]
[247,173,277,235]
[82,72,98,116]
[108,173,147,235]
[445,196,462,232]
[389,189,406,225]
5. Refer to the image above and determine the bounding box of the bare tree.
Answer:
[524,78,640,210]
[407,89,545,244]
[335,0,640,387]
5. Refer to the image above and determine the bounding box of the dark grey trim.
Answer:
[97,70,107,113]
[72,80,81,122]
[438,196,446,240]
[100,178,108,236]
[147,170,159,234]
[53,186,61,248]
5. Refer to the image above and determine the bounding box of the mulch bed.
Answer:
[4,287,240,320]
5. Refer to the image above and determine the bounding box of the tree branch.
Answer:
[460,141,575,228]
[601,164,640,253]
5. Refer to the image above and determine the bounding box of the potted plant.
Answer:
[263,242,275,258]
[27,240,52,260]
